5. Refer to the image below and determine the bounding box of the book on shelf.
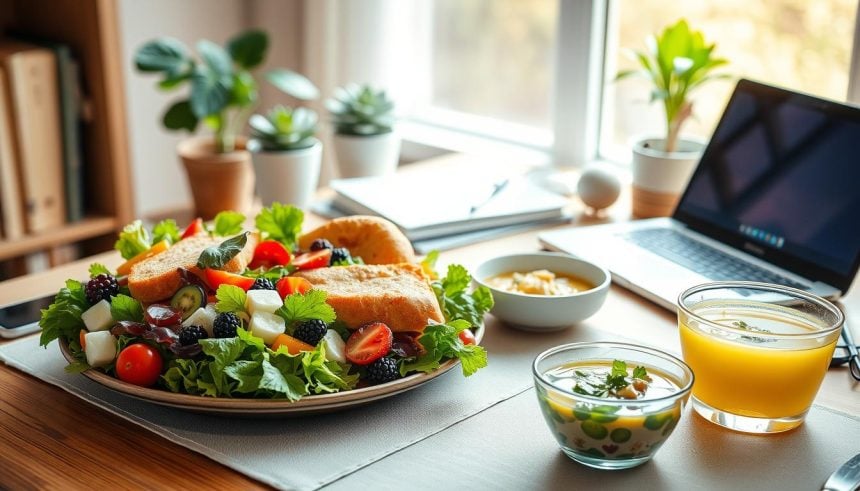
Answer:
[0,39,67,234]
[329,166,569,242]
[0,65,25,239]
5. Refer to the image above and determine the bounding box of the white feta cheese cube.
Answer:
[85,331,117,367]
[182,305,218,337]
[81,299,114,332]
[322,329,346,363]
[245,290,283,315]
[249,311,285,345]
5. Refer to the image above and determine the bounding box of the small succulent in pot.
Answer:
[249,105,319,152]
[325,84,395,136]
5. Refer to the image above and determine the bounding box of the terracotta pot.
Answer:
[251,140,323,209]
[177,136,255,220]
[631,137,705,218]
[332,131,400,178]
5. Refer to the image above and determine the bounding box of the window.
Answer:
[600,0,859,163]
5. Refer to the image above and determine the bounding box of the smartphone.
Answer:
[0,294,56,339]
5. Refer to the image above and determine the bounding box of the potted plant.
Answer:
[325,84,399,178]
[616,19,729,218]
[134,30,318,218]
[248,105,322,209]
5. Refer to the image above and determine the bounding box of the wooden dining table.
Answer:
[0,170,858,489]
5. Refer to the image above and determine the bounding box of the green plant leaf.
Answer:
[110,294,144,322]
[231,70,258,107]
[227,30,268,69]
[266,69,319,100]
[88,263,111,278]
[190,65,232,118]
[135,38,189,73]
[196,232,249,269]
[162,100,199,132]
[152,219,181,244]
[215,284,248,315]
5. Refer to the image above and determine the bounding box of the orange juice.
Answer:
[679,304,839,418]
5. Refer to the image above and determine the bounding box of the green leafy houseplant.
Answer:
[249,105,319,152]
[616,19,729,153]
[325,84,395,136]
[134,30,319,153]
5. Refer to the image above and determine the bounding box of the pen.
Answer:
[842,323,860,381]
[469,178,510,215]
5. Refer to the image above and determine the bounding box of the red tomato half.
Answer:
[115,344,163,387]
[204,268,255,291]
[248,240,292,270]
[458,329,477,346]
[181,217,204,239]
[291,249,332,270]
[276,276,313,299]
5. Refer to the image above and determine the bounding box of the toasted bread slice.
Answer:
[293,263,443,332]
[128,233,258,303]
[298,216,415,265]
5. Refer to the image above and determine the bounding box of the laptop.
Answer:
[539,79,860,311]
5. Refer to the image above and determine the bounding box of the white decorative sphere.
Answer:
[577,167,621,211]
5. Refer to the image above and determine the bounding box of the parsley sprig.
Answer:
[573,360,649,398]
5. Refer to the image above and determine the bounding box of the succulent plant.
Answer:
[249,105,318,152]
[325,84,395,136]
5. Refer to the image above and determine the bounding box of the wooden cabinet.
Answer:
[0,0,132,278]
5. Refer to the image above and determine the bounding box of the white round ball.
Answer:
[577,167,621,211]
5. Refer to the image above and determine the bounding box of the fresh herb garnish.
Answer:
[212,211,246,236]
[215,284,248,315]
[196,232,249,269]
[109,294,144,322]
[242,265,295,280]
[275,290,336,327]
[431,264,494,327]
[732,320,770,333]
[573,360,650,399]
[255,203,303,250]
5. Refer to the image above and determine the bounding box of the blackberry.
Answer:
[178,325,209,346]
[330,247,351,265]
[249,278,275,291]
[310,238,333,252]
[85,274,119,305]
[213,312,241,338]
[365,357,400,385]
[293,319,328,346]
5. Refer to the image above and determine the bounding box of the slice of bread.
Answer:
[293,263,443,332]
[128,233,258,303]
[298,216,415,265]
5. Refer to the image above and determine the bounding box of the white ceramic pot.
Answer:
[332,131,401,178]
[631,137,705,218]
[251,140,322,209]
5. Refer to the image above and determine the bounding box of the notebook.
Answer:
[330,165,569,241]
[539,79,860,311]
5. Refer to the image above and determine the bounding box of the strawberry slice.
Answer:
[249,240,292,270]
[292,249,332,270]
[276,276,312,299]
[181,217,205,239]
[345,322,393,365]
[203,268,255,291]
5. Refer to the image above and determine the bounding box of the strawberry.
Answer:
[345,322,393,365]
[291,249,332,270]
[276,276,312,299]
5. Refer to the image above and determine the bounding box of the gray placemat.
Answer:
[326,388,860,491]
[0,323,607,491]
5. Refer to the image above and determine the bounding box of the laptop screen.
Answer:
[674,79,860,292]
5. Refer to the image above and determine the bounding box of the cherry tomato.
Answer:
[248,240,292,270]
[458,329,477,346]
[204,268,255,291]
[181,217,205,239]
[291,249,332,270]
[276,276,313,299]
[115,343,163,387]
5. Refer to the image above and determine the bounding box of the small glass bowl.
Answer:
[533,342,694,470]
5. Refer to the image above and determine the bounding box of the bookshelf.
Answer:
[0,0,133,277]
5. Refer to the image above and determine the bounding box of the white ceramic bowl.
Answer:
[474,252,610,331]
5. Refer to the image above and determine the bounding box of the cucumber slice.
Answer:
[171,285,206,321]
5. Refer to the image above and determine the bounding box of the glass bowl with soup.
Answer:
[474,253,610,331]
[533,342,694,469]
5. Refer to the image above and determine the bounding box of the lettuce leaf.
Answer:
[432,264,494,327]
[399,320,487,377]
[114,220,151,260]
[152,219,181,244]
[110,294,144,322]
[212,211,246,236]
[39,280,89,347]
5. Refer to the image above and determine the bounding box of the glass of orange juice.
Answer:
[677,282,843,434]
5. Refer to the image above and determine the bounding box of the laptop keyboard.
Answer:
[624,228,808,289]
